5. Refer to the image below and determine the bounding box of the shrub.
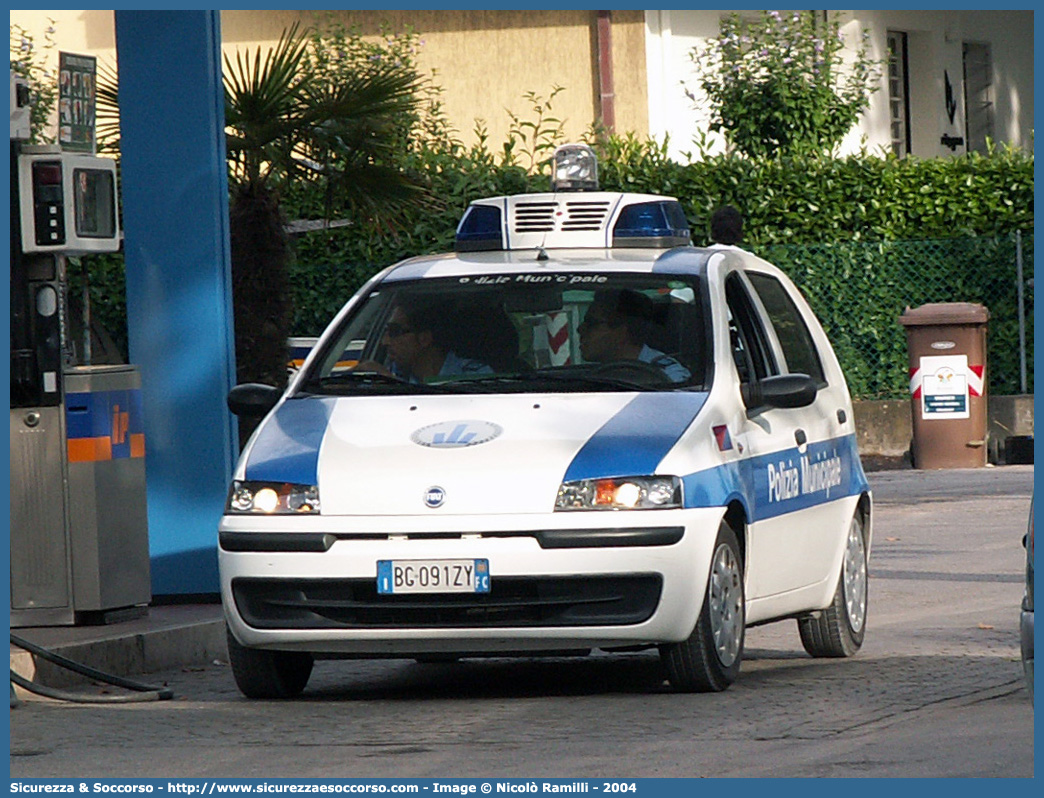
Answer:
[686,10,881,158]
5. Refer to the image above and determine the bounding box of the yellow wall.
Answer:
[11,9,649,151]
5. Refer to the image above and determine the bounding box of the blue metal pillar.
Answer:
[114,11,236,595]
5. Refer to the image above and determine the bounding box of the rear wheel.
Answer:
[798,512,868,657]
[226,628,314,699]
[660,521,745,692]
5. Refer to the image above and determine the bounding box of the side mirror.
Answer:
[227,383,281,418]
[744,373,818,415]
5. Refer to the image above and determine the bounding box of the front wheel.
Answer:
[798,512,868,658]
[660,521,745,692]
[226,628,314,699]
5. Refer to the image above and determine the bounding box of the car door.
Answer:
[725,268,848,603]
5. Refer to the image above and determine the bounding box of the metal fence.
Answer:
[758,232,1033,400]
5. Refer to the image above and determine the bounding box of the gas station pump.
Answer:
[10,70,151,626]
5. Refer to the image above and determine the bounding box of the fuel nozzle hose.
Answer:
[10,633,174,704]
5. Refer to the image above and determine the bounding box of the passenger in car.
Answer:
[578,289,691,383]
[356,299,493,383]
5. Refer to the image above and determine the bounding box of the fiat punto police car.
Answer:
[220,145,872,698]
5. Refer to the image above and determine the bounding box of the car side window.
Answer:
[746,273,827,386]
[725,273,778,384]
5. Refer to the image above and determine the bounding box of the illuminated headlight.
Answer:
[555,476,682,511]
[551,143,598,191]
[227,481,320,514]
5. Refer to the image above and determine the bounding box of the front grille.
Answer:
[233,575,662,630]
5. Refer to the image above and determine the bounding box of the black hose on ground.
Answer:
[10,632,174,704]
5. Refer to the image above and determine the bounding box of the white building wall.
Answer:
[645,9,1033,162]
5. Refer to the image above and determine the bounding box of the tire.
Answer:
[660,521,745,692]
[226,628,314,699]
[798,512,869,658]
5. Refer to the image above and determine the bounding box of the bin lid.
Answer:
[898,302,990,326]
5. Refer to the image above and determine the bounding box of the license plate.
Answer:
[377,559,490,595]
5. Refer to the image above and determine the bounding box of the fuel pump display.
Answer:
[9,68,151,626]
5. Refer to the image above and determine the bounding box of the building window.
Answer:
[963,42,994,153]
[887,31,911,157]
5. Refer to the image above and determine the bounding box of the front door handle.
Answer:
[795,429,807,447]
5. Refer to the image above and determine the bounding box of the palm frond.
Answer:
[223,22,312,185]
[95,59,121,154]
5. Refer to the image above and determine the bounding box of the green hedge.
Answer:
[74,138,1033,400]
[761,234,1033,399]
[596,136,1033,245]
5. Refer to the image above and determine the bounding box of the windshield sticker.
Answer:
[459,274,610,286]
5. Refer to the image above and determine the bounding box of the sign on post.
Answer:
[59,51,97,153]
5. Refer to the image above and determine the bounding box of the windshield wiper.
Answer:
[305,371,450,394]
[448,370,663,393]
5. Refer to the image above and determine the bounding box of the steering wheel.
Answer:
[591,359,674,387]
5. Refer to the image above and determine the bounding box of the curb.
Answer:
[9,604,227,693]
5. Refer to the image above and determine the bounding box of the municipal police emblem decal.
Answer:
[411,420,502,448]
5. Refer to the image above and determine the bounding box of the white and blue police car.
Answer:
[219,145,872,698]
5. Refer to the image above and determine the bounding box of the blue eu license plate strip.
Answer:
[377,559,491,595]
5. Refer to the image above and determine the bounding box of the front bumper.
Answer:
[219,507,725,654]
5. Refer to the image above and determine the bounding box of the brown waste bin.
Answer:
[899,302,989,469]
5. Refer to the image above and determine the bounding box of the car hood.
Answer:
[240,391,709,516]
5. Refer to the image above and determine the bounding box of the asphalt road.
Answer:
[10,465,1034,779]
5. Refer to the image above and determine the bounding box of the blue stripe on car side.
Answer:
[562,392,709,482]
[682,433,868,521]
[244,397,335,484]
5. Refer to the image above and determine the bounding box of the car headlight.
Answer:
[227,481,320,514]
[555,476,682,511]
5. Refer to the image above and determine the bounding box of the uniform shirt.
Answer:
[638,344,691,383]
[440,350,494,378]
[393,350,493,383]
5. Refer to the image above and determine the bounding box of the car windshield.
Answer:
[298,272,708,395]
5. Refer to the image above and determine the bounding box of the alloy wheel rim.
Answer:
[843,518,868,633]
[708,542,744,667]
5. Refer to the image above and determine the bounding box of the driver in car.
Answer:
[357,299,493,383]
[578,289,691,383]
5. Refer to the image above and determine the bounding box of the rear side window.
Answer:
[747,273,826,386]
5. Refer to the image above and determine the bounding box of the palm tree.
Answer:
[96,23,426,396]
[223,23,424,391]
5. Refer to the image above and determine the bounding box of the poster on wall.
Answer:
[920,354,971,420]
[59,51,96,153]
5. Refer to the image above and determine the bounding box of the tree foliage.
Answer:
[9,19,58,143]
[221,23,427,394]
[687,11,882,158]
